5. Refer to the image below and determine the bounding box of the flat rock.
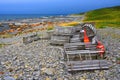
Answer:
[41,67,55,76]
[3,76,15,80]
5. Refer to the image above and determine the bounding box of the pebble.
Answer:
[41,67,55,76]
[3,76,15,80]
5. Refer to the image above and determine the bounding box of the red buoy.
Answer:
[96,41,105,58]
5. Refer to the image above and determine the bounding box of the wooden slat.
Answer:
[74,26,82,31]
[64,46,85,51]
[65,50,103,55]
[70,39,94,43]
[50,40,69,45]
[64,42,86,48]
[54,26,76,35]
[53,33,73,36]
[64,42,97,47]
[70,40,81,43]
[64,42,85,46]
[67,60,107,65]
[51,36,70,40]
[67,60,109,71]
[64,46,97,51]
[67,61,107,66]
[70,38,80,40]
[64,46,85,49]
[23,35,40,44]
[68,66,109,71]
[72,34,80,38]
[68,64,108,68]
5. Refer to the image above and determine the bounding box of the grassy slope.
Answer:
[83,6,120,28]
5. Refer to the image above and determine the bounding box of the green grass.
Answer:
[0,44,6,48]
[83,6,120,28]
[71,12,85,16]
[116,57,120,60]
[0,33,13,38]
[0,44,3,48]
[47,26,54,31]
[0,44,11,48]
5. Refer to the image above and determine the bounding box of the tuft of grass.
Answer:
[0,33,13,38]
[83,6,120,28]
[59,21,79,27]
[0,44,6,48]
[47,26,54,31]
[116,57,120,60]
[70,12,85,16]
[0,44,11,48]
[0,44,3,48]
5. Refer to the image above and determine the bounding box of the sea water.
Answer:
[0,14,66,21]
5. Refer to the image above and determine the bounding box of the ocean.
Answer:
[0,14,67,21]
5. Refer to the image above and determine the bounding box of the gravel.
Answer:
[0,27,120,80]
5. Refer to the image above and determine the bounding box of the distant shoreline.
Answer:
[0,14,68,22]
[0,15,83,39]
[0,14,69,32]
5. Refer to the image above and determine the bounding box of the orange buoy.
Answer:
[83,29,90,43]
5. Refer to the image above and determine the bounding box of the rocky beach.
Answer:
[0,24,120,80]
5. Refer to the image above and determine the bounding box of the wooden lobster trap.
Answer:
[63,23,109,71]
[64,41,109,71]
[50,35,71,45]
[70,24,96,43]
[23,34,40,44]
[64,49,109,71]
[50,23,109,71]
[50,26,75,45]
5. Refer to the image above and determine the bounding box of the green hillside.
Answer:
[83,6,120,28]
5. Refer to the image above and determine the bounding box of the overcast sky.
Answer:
[0,0,120,14]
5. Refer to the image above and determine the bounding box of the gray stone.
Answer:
[41,67,55,76]
[3,76,15,80]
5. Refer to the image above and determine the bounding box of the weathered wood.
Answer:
[50,23,108,71]
[64,42,96,47]
[70,34,82,42]
[50,40,69,45]
[74,26,82,32]
[51,35,70,40]
[65,50,102,55]
[46,30,54,39]
[64,42,86,47]
[70,34,95,43]
[67,64,108,69]
[68,66,109,71]
[67,60,107,65]
[64,46,85,49]
[52,33,73,36]
[23,34,40,44]
[64,43,85,51]
[50,35,70,45]
[70,39,81,43]
[54,26,76,35]
[72,34,80,38]
[67,60,109,71]
[70,37,80,40]
[64,42,97,51]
